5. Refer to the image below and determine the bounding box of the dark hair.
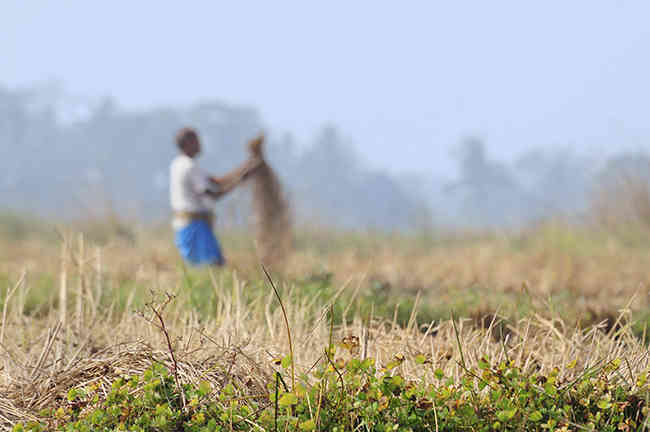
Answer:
[175,127,198,149]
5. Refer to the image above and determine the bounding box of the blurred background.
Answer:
[2,1,650,233]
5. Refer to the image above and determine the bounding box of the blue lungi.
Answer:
[174,220,225,266]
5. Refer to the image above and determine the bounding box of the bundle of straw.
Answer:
[247,136,292,269]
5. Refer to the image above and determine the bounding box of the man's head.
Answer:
[175,127,201,158]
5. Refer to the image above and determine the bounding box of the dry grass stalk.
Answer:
[76,233,84,334]
[94,246,102,309]
[0,272,24,346]
[59,241,68,327]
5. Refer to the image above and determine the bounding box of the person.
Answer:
[170,127,263,266]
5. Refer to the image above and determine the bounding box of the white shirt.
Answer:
[169,154,216,228]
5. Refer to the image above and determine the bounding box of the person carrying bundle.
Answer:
[170,127,263,266]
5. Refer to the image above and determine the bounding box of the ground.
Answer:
[1,218,649,430]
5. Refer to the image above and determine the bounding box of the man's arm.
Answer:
[202,134,266,200]
[204,156,263,200]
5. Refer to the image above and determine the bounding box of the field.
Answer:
[1,217,650,430]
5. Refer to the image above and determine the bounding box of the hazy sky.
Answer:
[3,1,650,175]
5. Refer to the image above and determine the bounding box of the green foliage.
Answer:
[16,354,650,431]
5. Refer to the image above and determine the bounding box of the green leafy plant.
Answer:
[15,348,650,432]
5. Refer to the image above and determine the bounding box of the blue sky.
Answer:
[3,1,650,175]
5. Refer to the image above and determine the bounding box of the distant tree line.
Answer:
[1,83,648,231]
[441,137,650,228]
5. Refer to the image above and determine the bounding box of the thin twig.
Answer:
[262,265,295,390]
[142,292,186,410]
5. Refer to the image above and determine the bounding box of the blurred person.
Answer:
[170,127,263,266]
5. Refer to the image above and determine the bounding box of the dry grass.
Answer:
[1,224,650,429]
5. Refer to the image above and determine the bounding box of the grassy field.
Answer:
[1,217,650,430]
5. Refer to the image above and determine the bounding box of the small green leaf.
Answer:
[279,392,298,407]
[384,355,405,371]
[496,408,517,422]
[434,368,444,380]
[300,419,316,431]
[597,399,612,410]
[530,410,543,422]
[281,355,293,370]
[198,381,211,398]
[361,358,375,371]
[67,389,78,402]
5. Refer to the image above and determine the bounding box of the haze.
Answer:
[4,1,650,175]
